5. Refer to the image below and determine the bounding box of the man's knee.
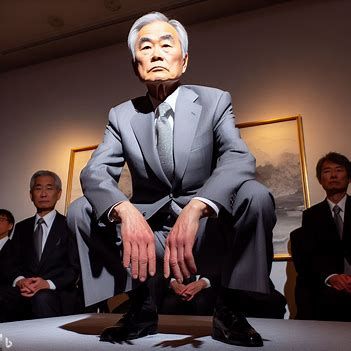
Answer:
[31,289,58,306]
[237,180,274,211]
[66,196,92,229]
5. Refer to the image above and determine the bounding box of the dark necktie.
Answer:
[34,218,45,261]
[156,102,174,182]
[332,205,343,238]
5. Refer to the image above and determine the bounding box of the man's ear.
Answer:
[30,191,33,202]
[182,53,189,74]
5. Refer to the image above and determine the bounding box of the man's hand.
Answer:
[170,280,187,295]
[16,277,50,297]
[181,279,207,301]
[113,201,156,282]
[164,199,213,282]
[327,274,351,293]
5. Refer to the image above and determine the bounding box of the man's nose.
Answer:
[151,46,164,61]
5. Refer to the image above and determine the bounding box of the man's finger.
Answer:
[138,242,148,282]
[184,243,197,274]
[130,242,139,279]
[123,241,132,269]
[147,241,156,277]
[177,244,190,279]
[164,245,170,278]
[169,241,183,282]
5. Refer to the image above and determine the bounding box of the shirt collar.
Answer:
[35,209,57,227]
[327,194,347,213]
[148,86,180,112]
[0,236,8,246]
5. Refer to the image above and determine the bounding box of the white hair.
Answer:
[127,12,188,61]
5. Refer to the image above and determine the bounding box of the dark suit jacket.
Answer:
[299,195,351,286]
[0,238,15,285]
[10,212,80,293]
[291,195,351,319]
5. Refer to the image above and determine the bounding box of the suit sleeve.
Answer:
[196,91,256,213]
[80,107,129,220]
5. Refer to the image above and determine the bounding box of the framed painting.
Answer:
[65,115,309,260]
[237,115,310,260]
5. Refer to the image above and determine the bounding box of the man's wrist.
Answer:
[188,199,213,218]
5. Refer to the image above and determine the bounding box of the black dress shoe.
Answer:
[100,283,158,343]
[100,309,158,342]
[212,306,263,347]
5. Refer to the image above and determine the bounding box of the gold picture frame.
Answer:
[237,115,310,260]
[65,115,309,260]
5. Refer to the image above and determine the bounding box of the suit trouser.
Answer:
[0,286,63,322]
[67,180,276,307]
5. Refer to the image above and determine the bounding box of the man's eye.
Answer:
[141,45,151,50]
[162,44,171,48]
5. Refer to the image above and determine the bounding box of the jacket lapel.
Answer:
[173,86,202,183]
[343,195,351,239]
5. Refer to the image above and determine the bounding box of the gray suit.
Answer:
[68,85,276,306]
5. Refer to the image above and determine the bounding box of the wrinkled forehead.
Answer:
[137,21,180,45]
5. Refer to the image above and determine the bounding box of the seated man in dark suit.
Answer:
[0,170,81,322]
[291,152,351,321]
[0,209,15,284]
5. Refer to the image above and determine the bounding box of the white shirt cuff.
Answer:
[325,273,338,287]
[13,276,25,287]
[193,197,220,217]
[107,201,125,222]
[47,280,56,290]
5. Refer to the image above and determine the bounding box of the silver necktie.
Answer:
[34,218,45,260]
[332,205,343,238]
[156,102,174,181]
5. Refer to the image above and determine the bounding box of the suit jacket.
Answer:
[81,85,255,222]
[299,195,351,287]
[0,238,15,285]
[9,212,80,292]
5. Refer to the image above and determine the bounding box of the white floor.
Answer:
[1,313,351,351]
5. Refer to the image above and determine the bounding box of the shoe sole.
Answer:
[212,330,263,347]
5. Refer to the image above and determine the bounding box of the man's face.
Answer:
[0,216,13,238]
[134,21,188,83]
[319,160,350,195]
[30,175,61,213]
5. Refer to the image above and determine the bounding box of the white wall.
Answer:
[0,0,350,316]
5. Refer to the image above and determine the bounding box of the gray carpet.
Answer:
[1,313,350,351]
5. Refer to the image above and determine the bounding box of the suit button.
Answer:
[142,211,146,216]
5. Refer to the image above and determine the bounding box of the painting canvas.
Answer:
[238,116,310,259]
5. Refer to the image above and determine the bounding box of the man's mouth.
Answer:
[148,66,168,72]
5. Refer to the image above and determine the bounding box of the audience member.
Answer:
[0,170,81,322]
[291,152,351,321]
[0,209,15,286]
